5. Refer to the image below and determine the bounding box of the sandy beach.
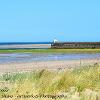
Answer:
[0,58,100,73]
[0,44,51,49]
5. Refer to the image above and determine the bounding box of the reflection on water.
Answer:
[0,53,100,64]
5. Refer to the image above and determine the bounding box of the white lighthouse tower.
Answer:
[53,38,59,43]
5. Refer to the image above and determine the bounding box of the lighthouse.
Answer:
[53,39,59,43]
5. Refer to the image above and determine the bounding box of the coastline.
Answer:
[0,58,100,73]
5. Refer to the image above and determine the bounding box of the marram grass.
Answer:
[0,49,100,53]
[0,65,100,100]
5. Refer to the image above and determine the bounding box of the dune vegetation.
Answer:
[0,49,100,53]
[0,64,100,100]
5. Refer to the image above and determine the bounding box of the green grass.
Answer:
[0,65,100,100]
[0,48,100,53]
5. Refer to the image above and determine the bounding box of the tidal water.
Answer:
[0,53,100,64]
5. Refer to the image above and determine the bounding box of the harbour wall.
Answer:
[51,42,100,49]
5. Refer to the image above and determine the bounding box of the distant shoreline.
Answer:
[0,44,51,49]
[0,42,100,49]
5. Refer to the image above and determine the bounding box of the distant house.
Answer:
[51,42,100,49]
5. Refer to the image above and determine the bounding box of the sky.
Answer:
[0,0,100,42]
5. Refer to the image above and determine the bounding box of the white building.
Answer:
[53,39,59,43]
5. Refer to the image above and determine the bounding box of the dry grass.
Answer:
[0,65,100,100]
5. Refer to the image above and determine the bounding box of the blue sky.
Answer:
[0,0,100,42]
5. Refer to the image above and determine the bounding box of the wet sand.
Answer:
[0,58,100,73]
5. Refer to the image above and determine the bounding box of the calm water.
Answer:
[0,42,52,45]
[0,53,100,64]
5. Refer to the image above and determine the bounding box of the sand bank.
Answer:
[0,44,51,49]
[0,58,100,73]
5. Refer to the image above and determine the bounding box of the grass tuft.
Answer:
[0,65,100,100]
